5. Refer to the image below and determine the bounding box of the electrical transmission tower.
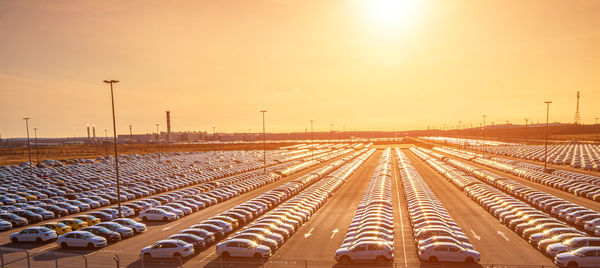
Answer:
[573,91,582,125]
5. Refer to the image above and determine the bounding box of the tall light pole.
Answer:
[156,123,160,162]
[458,121,462,148]
[33,128,39,165]
[212,127,216,155]
[506,120,510,142]
[595,118,599,144]
[104,129,109,158]
[260,110,267,174]
[103,79,123,218]
[482,115,487,157]
[544,101,552,172]
[129,125,133,144]
[310,120,314,160]
[23,117,33,174]
[524,118,529,144]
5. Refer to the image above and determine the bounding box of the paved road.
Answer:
[404,149,556,267]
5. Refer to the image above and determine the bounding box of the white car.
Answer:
[216,238,271,258]
[10,227,57,243]
[554,246,600,267]
[111,206,135,217]
[140,239,195,259]
[547,237,600,257]
[418,242,480,263]
[57,231,107,249]
[0,220,12,231]
[139,208,177,221]
[335,241,394,263]
[112,218,147,234]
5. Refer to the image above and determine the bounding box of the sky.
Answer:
[0,0,599,138]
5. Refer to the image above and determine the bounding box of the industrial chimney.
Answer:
[87,125,91,140]
[92,126,96,140]
[166,111,171,142]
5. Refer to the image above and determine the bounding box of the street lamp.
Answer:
[103,79,123,218]
[524,118,529,144]
[104,129,109,158]
[595,118,599,144]
[260,110,267,174]
[129,125,133,144]
[482,115,487,157]
[544,101,552,172]
[310,120,314,160]
[23,117,33,174]
[156,123,160,162]
[33,128,39,165]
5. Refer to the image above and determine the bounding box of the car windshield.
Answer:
[81,232,94,239]
[118,219,136,224]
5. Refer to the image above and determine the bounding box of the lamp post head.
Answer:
[103,80,119,84]
[544,101,552,104]
[260,110,267,113]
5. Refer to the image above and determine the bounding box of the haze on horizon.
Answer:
[0,0,599,138]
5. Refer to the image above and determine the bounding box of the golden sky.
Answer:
[1,0,599,138]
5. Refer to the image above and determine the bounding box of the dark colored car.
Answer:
[81,226,121,243]
[12,210,43,224]
[168,234,206,251]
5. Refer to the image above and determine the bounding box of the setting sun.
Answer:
[362,0,423,32]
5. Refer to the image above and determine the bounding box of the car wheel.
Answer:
[253,253,262,259]
[465,257,475,263]
[173,252,181,258]
[340,256,351,264]
[429,256,438,263]
[142,216,148,221]
[61,242,68,248]
[567,261,578,267]
[144,253,152,259]
[163,217,168,221]
[221,251,230,258]
[87,243,94,249]
[36,237,42,243]
[11,237,18,243]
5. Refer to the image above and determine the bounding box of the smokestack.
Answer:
[87,125,91,140]
[166,111,171,142]
[92,126,96,139]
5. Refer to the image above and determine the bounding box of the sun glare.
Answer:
[363,0,422,32]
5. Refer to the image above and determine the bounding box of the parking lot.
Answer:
[1,143,600,267]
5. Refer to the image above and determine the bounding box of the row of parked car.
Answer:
[468,143,600,171]
[0,150,325,232]
[434,147,600,202]
[139,148,373,259]
[421,137,600,171]
[335,149,395,263]
[137,148,358,224]
[9,214,146,248]
[431,147,600,235]
[396,148,480,263]
[412,147,600,267]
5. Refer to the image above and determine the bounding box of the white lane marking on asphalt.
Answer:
[497,230,509,241]
[198,252,215,263]
[330,228,339,239]
[470,230,481,240]
[393,163,408,268]
[161,222,181,231]
[304,227,314,238]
